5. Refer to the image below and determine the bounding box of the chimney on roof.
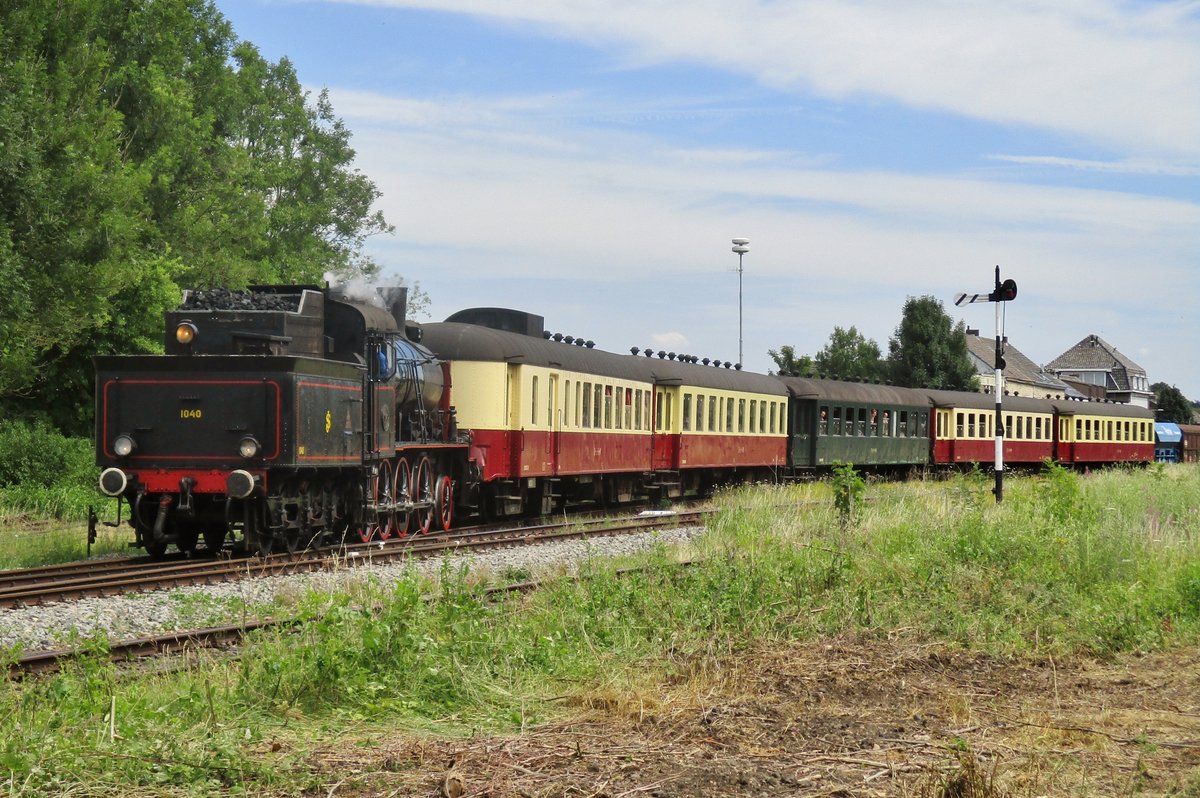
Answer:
[966,328,979,336]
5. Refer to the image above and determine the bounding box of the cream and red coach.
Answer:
[420,308,787,518]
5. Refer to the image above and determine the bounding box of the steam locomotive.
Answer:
[94,285,465,555]
[93,284,1155,557]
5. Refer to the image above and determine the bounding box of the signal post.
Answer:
[955,267,1018,503]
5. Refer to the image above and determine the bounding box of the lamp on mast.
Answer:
[732,238,749,367]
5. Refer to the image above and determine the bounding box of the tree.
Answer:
[0,0,394,431]
[1152,382,1196,424]
[887,296,979,391]
[768,345,814,376]
[814,326,886,381]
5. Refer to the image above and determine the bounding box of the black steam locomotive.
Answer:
[93,285,468,555]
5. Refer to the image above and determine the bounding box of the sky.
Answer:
[216,0,1200,399]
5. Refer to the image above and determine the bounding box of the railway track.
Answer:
[1,510,706,610]
[7,509,708,676]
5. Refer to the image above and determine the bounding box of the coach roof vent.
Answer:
[444,307,546,338]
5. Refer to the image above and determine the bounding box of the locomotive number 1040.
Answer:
[180,409,203,419]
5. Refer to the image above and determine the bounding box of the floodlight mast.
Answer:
[732,238,750,367]
[954,266,1018,503]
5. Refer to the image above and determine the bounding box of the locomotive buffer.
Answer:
[955,266,1018,503]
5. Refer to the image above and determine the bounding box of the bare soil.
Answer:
[305,637,1200,797]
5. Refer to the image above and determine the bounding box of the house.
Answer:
[1046,335,1153,408]
[964,329,1073,399]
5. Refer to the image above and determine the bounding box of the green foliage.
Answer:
[831,461,866,524]
[814,325,886,381]
[0,421,99,521]
[0,0,393,428]
[1152,382,1196,424]
[767,344,813,376]
[887,295,980,390]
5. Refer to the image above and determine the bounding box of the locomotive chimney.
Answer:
[387,287,409,330]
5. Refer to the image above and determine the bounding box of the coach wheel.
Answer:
[413,456,434,535]
[435,474,454,531]
[393,458,412,538]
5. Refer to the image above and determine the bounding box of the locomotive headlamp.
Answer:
[113,434,136,457]
[238,436,260,458]
[175,322,198,345]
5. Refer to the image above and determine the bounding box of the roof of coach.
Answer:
[1048,397,1154,419]
[776,377,931,408]
[922,388,1055,414]
[419,321,786,395]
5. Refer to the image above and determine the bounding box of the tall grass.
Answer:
[0,420,124,567]
[0,420,100,521]
[2,467,1198,796]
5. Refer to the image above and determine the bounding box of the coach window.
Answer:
[682,394,692,431]
[919,412,928,438]
[725,399,733,432]
[819,406,829,435]
[665,393,674,431]
[654,390,663,430]
[592,385,602,429]
[1106,420,1113,441]
[760,402,767,433]
[614,387,623,430]
[531,377,539,426]
[770,403,777,434]
[749,400,757,433]
[695,394,704,431]
[602,386,611,429]
[955,412,965,438]
[624,389,632,429]
[738,399,746,432]
[708,397,716,431]
[1016,416,1024,439]
[582,383,592,428]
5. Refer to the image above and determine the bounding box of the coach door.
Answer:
[547,373,560,476]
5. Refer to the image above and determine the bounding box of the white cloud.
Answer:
[341,0,1200,160]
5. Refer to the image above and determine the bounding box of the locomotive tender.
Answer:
[93,284,1156,557]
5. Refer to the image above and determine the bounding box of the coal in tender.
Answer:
[180,287,301,312]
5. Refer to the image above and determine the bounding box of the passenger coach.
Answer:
[1053,400,1154,464]
[926,390,1056,465]
[420,308,788,518]
[778,378,931,470]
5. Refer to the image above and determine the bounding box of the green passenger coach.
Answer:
[779,377,932,470]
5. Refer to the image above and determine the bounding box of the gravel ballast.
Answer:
[0,525,705,653]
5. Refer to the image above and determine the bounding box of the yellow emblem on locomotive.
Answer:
[325,409,332,433]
